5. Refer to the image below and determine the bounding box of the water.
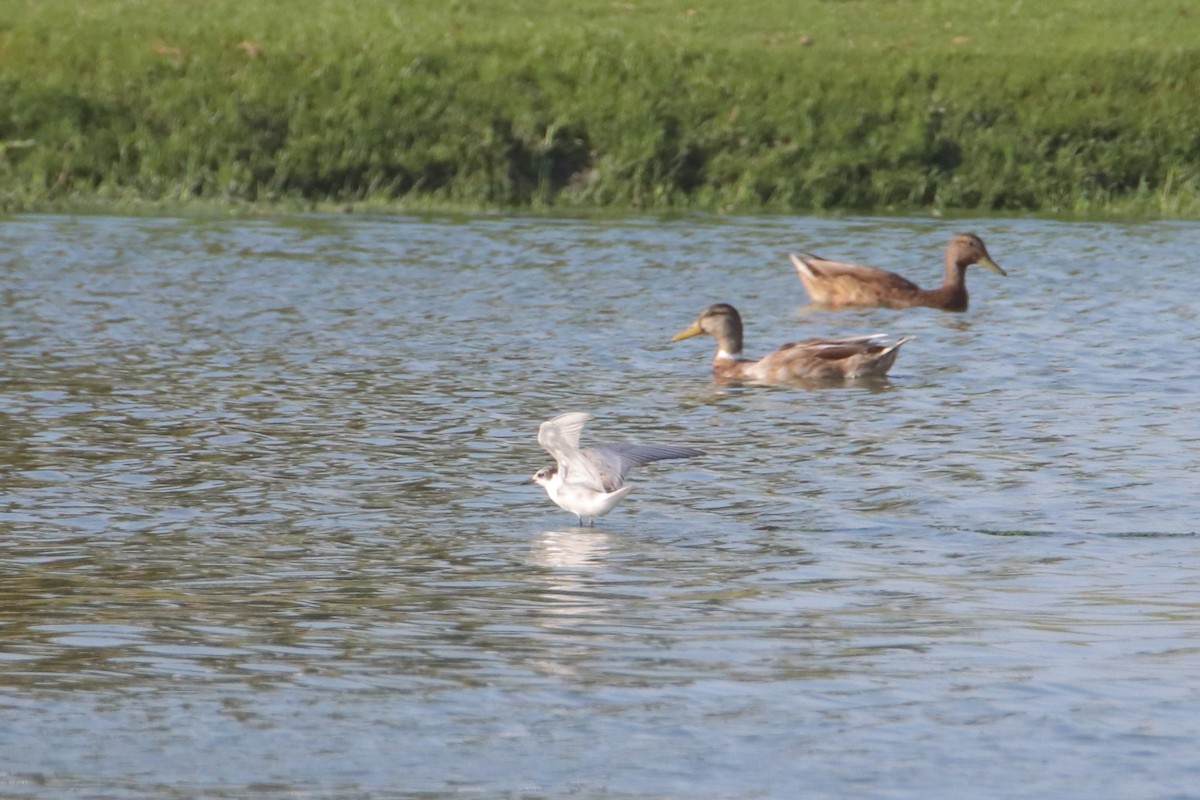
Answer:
[1,213,1199,798]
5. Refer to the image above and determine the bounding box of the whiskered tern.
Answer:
[530,412,705,526]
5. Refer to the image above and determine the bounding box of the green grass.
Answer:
[2,0,1200,216]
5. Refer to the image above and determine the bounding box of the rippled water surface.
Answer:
[2,213,1199,798]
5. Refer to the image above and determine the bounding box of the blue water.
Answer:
[1,213,1198,798]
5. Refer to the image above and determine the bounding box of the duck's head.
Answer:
[671,303,745,357]
[950,233,1006,275]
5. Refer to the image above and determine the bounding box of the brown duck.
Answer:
[670,303,912,384]
[789,233,1006,312]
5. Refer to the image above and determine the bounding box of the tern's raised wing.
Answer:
[538,412,594,460]
[582,443,706,493]
[537,412,607,490]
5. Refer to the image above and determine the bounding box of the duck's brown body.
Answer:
[671,303,911,384]
[789,233,1005,312]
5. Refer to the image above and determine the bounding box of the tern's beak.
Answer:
[671,321,704,343]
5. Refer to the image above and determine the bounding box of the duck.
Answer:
[670,303,912,383]
[789,233,1006,312]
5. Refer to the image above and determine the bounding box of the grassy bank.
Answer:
[2,0,1200,216]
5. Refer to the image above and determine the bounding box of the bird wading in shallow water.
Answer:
[789,233,1006,312]
[529,412,705,526]
[670,303,912,384]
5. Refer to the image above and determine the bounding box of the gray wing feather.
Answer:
[538,412,607,491]
[537,411,594,459]
[583,443,706,492]
[536,412,704,493]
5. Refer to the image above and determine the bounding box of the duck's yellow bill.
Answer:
[671,323,704,342]
[979,255,1007,276]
